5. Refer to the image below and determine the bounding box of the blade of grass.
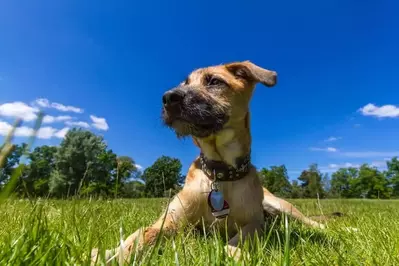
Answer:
[0,112,44,203]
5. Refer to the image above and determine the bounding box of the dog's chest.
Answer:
[198,172,264,229]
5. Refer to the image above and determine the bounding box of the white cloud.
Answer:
[54,127,70,138]
[325,136,341,142]
[359,103,399,118]
[0,101,39,121]
[328,162,360,169]
[43,115,73,124]
[34,98,84,114]
[0,120,68,139]
[135,164,143,170]
[65,121,90,128]
[37,127,59,139]
[35,98,50,108]
[90,115,109,131]
[341,151,399,158]
[309,147,338,152]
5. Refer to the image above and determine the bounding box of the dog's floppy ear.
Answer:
[225,60,277,87]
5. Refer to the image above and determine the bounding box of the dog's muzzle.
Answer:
[162,88,186,108]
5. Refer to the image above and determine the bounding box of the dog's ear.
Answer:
[225,60,277,87]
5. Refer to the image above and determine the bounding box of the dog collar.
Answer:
[199,152,251,181]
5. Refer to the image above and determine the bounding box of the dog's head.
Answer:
[161,60,277,138]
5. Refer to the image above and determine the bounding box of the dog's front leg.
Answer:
[262,188,326,229]
[224,220,264,262]
[91,190,198,265]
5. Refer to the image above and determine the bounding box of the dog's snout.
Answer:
[162,89,186,106]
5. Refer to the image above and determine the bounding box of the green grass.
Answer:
[1,198,399,265]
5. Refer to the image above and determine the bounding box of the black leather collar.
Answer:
[199,152,251,181]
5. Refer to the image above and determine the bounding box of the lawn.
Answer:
[0,197,398,265]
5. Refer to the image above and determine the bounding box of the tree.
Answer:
[122,180,145,198]
[330,167,358,198]
[22,145,57,197]
[386,157,399,197]
[258,165,292,197]
[289,180,303,198]
[352,164,391,199]
[49,128,115,197]
[142,156,182,197]
[298,164,325,198]
[112,156,138,197]
[322,173,331,196]
[0,143,26,189]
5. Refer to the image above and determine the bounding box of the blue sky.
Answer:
[1,0,398,180]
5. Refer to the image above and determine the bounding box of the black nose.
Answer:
[162,89,185,106]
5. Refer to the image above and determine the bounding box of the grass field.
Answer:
[1,197,399,265]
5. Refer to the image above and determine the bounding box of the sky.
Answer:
[0,0,398,180]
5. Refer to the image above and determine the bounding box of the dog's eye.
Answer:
[207,76,225,86]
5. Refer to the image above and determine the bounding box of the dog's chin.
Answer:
[162,116,226,139]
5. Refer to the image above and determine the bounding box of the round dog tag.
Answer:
[213,200,230,219]
[208,190,224,211]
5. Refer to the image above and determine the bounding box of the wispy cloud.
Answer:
[328,162,360,169]
[43,115,73,124]
[323,159,391,172]
[359,103,399,118]
[54,127,70,138]
[0,98,109,138]
[341,151,399,158]
[309,147,338,152]
[90,115,109,131]
[0,101,39,121]
[34,98,84,114]
[135,164,143,170]
[0,120,68,139]
[325,136,341,142]
[65,121,91,129]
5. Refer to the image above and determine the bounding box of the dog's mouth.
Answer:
[161,95,229,138]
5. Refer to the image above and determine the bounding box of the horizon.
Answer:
[1,0,398,181]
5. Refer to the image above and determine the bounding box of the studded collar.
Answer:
[199,152,251,181]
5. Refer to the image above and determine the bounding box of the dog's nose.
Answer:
[162,89,185,106]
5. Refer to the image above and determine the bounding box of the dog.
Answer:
[91,60,330,264]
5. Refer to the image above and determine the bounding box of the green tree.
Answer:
[322,173,331,196]
[352,164,391,199]
[112,156,138,196]
[122,180,145,198]
[298,163,325,198]
[23,145,57,197]
[330,167,358,198]
[258,165,292,197]
[49,128,115,197]
[142,156,182,197]
[289,180,303,198]
[386,157,399,197]
[0,143,26,189]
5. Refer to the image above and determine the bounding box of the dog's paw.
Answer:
[311,221,327,230]
[90,248,114,265]
[225,245,250,262]
[318,223,327,230]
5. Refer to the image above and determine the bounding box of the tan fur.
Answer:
[91,61,326,265]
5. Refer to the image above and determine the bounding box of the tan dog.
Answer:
[91,60,327,264]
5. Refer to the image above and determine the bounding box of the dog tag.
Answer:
[212,200,230,219]
[209,190,224,211]
[208,190,230,219]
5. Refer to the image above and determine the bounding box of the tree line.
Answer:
[1,128,399,199]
